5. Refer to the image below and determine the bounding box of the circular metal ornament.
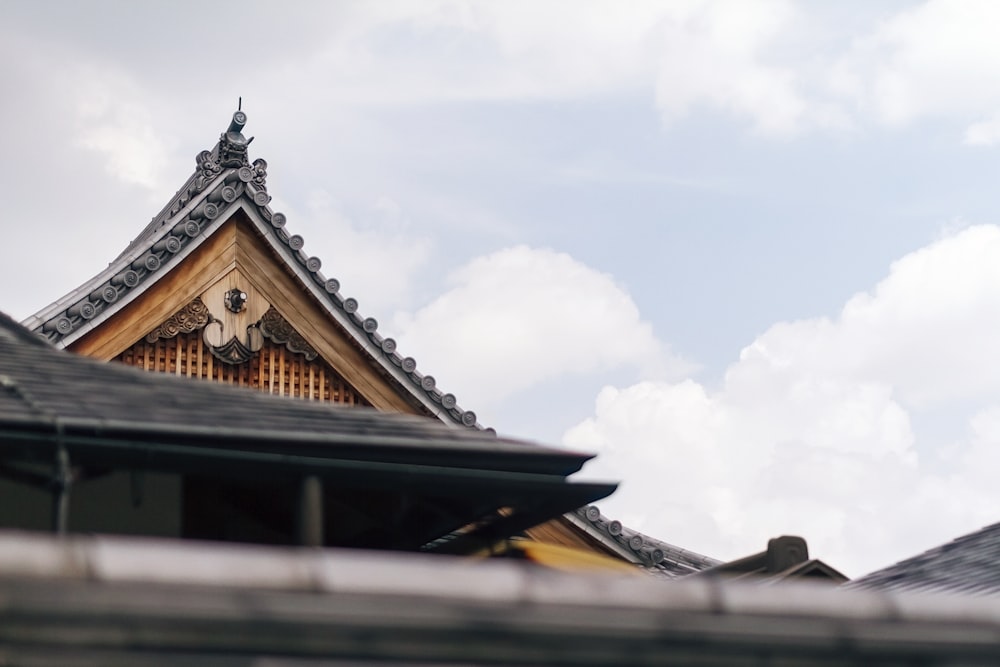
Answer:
[224,288,249,314]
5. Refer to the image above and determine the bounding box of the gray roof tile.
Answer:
[849,521,1000,596]
[573,505,720,576]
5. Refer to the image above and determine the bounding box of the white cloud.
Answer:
[964,116,1000,146]
[71,66,170,190]
[567,225,1000,577]
[832,0,1000,135]
[653,0,814,136]
[394,245,692,408]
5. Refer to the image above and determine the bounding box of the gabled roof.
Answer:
[0,310,615,550]
[23,111,478,428]
[849,521,1000,597]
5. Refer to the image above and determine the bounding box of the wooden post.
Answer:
[298,475,324,547]
[52,447,71,535]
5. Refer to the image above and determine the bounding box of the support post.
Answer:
[52,447,71,535]
[298,475,324,547]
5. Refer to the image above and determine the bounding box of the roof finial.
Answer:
[238,96,242,112]
[220,106,249,167]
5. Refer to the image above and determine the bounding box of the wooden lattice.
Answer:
[116,330,370,406]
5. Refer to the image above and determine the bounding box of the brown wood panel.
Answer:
[116,329,371,407]
[69,211,428,416]
[230,216,425,415]
[71,223,239,360]
[524,517,627,559]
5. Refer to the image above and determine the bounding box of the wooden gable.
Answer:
[69,214,421,414]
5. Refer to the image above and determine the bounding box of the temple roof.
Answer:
[17,108,718,569]
[849,521,1000,597]
[0,310,614,551]
[23,110,479,428]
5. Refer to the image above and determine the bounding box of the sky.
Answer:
[3,0,1000,577]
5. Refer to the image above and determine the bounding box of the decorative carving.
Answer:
[192,111,260,194]
[208,335,256,364]
[146,298,212,343]
[258,308,318,360]
[202,319,263,365]
[218,111,250,168]
[196,149,222,182]
[251,158,268,191]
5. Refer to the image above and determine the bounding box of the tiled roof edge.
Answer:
[235,187,483,430]
[573,506,721,575]
[24,118,483,432]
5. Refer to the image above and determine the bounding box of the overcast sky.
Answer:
[5,0,1000,577]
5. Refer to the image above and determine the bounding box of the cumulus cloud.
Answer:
[394,245,693,408]
[568,225,1000,577]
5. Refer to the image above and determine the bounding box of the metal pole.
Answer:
[298,475,324,547]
